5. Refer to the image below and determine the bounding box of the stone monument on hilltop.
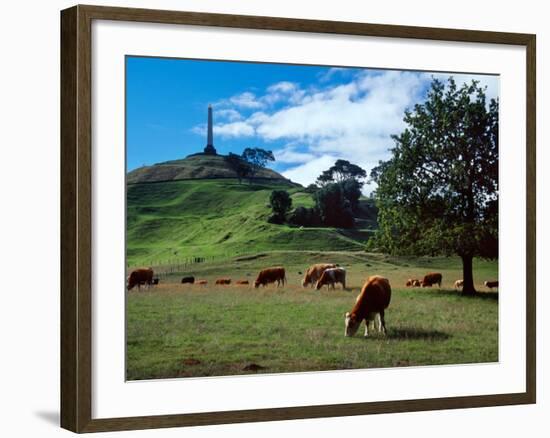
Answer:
[203,104,217,155]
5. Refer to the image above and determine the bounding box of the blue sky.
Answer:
[126,56,498,191]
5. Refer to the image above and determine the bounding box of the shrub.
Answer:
[269,190,292,223]
[288,206,320,227]
[314,183,354,228]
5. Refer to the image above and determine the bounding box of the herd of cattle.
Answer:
[127,264,497,337]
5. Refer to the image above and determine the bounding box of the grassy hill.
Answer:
[127,153,292,184]
[127,178,376,267]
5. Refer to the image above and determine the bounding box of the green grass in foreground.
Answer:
[126,252,498,380]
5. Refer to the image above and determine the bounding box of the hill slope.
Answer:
[127,154,292,184]
[126,178,374,267]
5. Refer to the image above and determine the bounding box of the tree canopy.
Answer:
[269,190,292,224]
[316,159,367,186]
[242,147,275,169]
[225,147,275,183]
[314,183,354,228]
[224,153,252,183]
[369,77,499,294]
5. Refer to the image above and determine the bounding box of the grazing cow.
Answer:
[235,280,249,285]
[127,268,154,291]
[484,280,499,290]
[454,279,464,290]
[152,277,160,286]
[195,280,208,285]
[254,267,286,288]
[421,272,443,287]
[345,275,391,337]
[302,263,337,288]
[406,278,421,287]
[215,278,231,285]
[315,267,346,290]
[181,276,195,284]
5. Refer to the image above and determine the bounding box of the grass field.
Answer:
[126,251,498,380]
[126,179,375,266]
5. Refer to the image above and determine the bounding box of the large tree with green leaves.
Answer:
[369,77,499,294]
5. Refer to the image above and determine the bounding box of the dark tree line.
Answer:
[270,159,367,228]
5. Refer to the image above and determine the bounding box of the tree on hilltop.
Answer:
[224,153,252,183]
[242,147,275,182]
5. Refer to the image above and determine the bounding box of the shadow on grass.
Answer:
[387,326,451,341]
[414,288,499,301]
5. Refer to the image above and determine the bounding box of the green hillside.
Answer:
[126,178,375,267]
[127,153,292,184]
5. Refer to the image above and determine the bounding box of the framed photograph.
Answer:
[60,4,536,433]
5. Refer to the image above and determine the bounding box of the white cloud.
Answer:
[213,121,255,137]
[195,69,499,189]
[282,155,338,187]
[263,81,305,106]
[254,71,423,158]
[190,124,206,136]
[229,91,264,109]
[267,81,297,94]
[216,108,243,122]
[274,146,316,164]
[318,67,347,82]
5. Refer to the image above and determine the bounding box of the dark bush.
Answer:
[288,206,320,227]
[304,184,319,194]
[269,190,292,223]
[314,183,354,228]
[341,178,362,212]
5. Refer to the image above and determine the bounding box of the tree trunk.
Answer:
[461,254,477,295]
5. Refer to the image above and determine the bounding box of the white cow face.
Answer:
[344,312,361,337]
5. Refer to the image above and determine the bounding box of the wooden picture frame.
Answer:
[61,4,536,433]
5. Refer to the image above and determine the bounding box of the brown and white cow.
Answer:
[254,267,286,288]
[345,275,391,337]
[195,280,208,285]
[421,272,443,288]
[484,280,499,290]
[215,278,231,285]
[315,267,346,290]
[302,263,337,287]
[454,279,464,290]
[127,268,154,291]
[406,278,421,287]
[235,280,249,285]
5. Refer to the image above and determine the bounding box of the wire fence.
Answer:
[126,252,240,278]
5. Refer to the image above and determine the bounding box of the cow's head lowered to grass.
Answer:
[344,312,361,337]
[344,275,391,337]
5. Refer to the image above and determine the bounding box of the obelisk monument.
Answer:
[203,104,217,155]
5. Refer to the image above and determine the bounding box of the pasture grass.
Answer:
[126,179,376,266]
[126,251,498,380]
